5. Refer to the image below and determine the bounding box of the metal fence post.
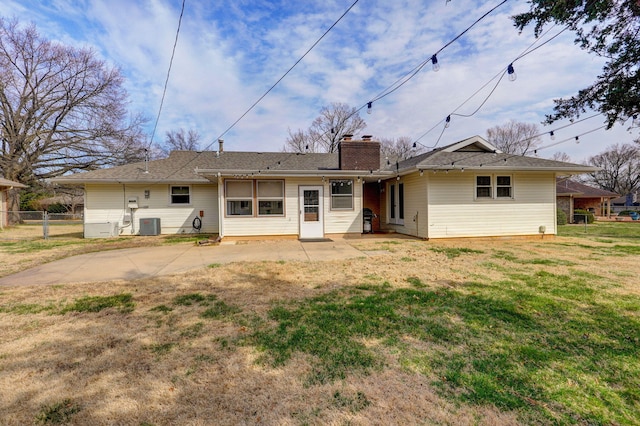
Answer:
[43,211,49,240]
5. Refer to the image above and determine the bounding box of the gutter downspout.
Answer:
[217,172,224,239]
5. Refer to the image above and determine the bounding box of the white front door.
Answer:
[299,186,324,239]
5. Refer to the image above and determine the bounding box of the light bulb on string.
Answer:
[445,115,451,128]
[431,55,440,72]
[575,136,580,144]
[367,102,372,115]
[549,131,555,140]
[412,142,417,148]
[507,63,516,82]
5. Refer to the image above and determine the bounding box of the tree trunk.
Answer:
[6,188,22,225]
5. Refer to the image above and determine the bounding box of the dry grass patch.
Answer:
[1,233,639,424]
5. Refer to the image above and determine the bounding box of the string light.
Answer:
[549,131,555,140]
[367,102,372,114]
[445,115,451,128]
[575,136,580,144]
[431,55,440,72]
[507,63,516,81]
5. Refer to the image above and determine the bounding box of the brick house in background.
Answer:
[556,178,618,222]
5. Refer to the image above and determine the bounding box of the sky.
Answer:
[1,0,637,164]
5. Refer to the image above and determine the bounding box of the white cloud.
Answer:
[0,0,637,161]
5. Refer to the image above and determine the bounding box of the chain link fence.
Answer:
[0,211,83,240]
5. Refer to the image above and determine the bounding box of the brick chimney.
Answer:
[339,137,381,171]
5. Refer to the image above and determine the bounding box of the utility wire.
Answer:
[149,0,186,147]
[413,25,568,148]
[368,0,508,105]
[204,0,361,150]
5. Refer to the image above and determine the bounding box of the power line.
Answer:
[149,0,186,147]
[204,0,362,151]
[412,25,569,148]
[368,0,508,105]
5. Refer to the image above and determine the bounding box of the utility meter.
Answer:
[127,196,139,209]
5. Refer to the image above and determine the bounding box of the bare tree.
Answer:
[380,136,424,161]
[283,103,366,153]
[549,152,572,163]
[0,19,144,215]
[161,128,200,155]
[486,120,542,155]
[586,143,640,195]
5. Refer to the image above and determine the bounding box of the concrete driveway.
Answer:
[0,239,366,286]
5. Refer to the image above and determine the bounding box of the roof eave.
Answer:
[195,169,393,178]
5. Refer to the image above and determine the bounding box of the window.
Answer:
[496,175,512,198]
[476,176,492,198]
[257,180,284,216]
[388,182,404,224]
[170,186,190,204]
[475,175,513,199]
[226,180,253,215]
[330,180,353,210]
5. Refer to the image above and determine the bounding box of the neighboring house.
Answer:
[556,178,619,222]
[611,192,639,207]
[37,193,84,216]
[53,135,597,239]
[0,178,28,229]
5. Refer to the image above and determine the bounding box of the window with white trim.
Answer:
[475,174,513,199]
[330,179,353,210]
[170,186,190,204]
[257,180,284,216]
[496,175,512,198]
[226,180,253,216]
[476,176,492,198]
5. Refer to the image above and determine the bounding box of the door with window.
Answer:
[299,186,324,239]
[388,182,404,225]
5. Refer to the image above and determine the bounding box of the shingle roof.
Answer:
[391,136,598,174]
[556,178,619,198]
[53,150,340,184]
[53,135,599,184]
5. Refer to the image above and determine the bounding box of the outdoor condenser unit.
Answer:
[139,218,161,236]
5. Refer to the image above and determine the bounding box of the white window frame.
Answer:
[496,175,513,199]
[225,180,253,216]
[257,180,285,216]
[388,181,404,225]
[170,185,191,205]
[475,174,514,200]
[330,179,354,210]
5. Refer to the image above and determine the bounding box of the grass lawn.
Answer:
[0,224,639,424]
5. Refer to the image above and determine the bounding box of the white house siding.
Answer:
[84,183,218,235]
[384,173,428,238]
[222,177,362,237]
[324,180,362,235]
[426,172,556,239]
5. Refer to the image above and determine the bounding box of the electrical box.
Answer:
[127,196,139,209]
[139,218,161,236]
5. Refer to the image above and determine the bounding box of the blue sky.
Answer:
[1,0,636,162]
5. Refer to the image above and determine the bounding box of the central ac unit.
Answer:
[139,218,161,236]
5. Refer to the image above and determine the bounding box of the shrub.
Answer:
[573,209,594,224]
[557,209,567,225]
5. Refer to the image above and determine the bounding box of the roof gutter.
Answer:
[195,168,393,178]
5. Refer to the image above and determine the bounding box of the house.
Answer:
[53,135,597,239]
[0,178,28,229]
[556,178,619,222]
